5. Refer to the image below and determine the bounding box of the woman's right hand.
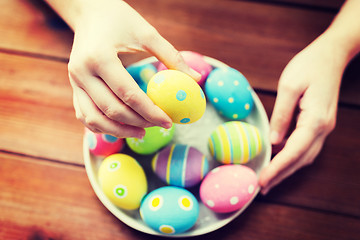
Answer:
[66,0,200,138]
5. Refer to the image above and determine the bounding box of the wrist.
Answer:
[325,28,360,61]
[44,0,84,31]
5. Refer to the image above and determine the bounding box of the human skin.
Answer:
[259,0,360,194]
[45,0,200,139]
[45,0,360,194]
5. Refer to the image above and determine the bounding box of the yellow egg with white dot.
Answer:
[98,154,147,210]
[147,70,206,124]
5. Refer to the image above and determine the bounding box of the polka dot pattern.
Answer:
[200,165,258,213]
[108,160,121,171]
[205,67,254,120]
[147,70,206,124]
[85,128,124,157]
[176,90,187,101]
[114,185,127,199]
[178,196,193,211]
[160,225,175,234]
[140,186,199,234]
[98,154,147,210]
[180,118,190,124]
[149,195,163,211]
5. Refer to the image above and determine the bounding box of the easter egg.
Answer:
[126,63,157,93]
[126,125,175,155]
[157,51,212,86]
[205,67,254,120]
[140,186,199,235]
[152,144,209,188]
[147,70,206,124]
[200,165,258,213]
[208,121,262,164]
[98,154,147,210]
[85,128,124,157]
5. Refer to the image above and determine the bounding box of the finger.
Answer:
[259,126,323,194]
[260,139,323,195]
[95,54,173,129]
[144,33,201,81]
[71,70,157,129]
[72,84,146,138]
[270,81,303,145]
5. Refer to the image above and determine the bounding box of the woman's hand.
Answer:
[60,0,200,138]
[259,33,346,194]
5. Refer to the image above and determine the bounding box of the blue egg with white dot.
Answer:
[126,63,157,93]
[140,186,199,235]
[205,67,254,120]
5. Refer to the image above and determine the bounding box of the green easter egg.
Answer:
[208,121,262,164]
[126,125,175,155]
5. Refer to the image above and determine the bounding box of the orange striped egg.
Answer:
[208,121,262,164]
[152,144,209,188]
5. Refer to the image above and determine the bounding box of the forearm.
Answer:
[44,0,83,30]
[322,0,360,64]
[44,0,124,31]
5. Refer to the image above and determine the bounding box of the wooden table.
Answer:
[1,0,360,239]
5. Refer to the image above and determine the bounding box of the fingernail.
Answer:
[270,131,280,145]
[261,187,269,195]
[162,122,172,129]
[189,68,201,81]
[136,130,146,139]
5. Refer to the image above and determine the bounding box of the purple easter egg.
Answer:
[152,144,209,188]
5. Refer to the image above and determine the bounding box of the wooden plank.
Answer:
[0,0,73,59]
[129,0,360,106]
[129,0,332,82]
[0,52,83,164]
[0,152,359,240]
[2,0,359,105]
[245,0,345,9]
[0,152,140,240]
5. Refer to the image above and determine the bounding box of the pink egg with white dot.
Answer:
[85,128,125,157]
[200,164,258,213]
[157,51,212,86]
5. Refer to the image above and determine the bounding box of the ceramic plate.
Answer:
[83,56,271,237]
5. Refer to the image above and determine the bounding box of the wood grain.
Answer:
[0,0,73,59]
[1,152,359,240]
[130,0,360,106]
[1,0,359,106]
[0,52,83,164]
[253,0,344,9]
[1,1,360,238]
[1,50,359,218]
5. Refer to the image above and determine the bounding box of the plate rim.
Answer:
[83,55,271,237]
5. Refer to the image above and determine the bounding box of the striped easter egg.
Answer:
[152,144,209,188]
[208,121,262,164]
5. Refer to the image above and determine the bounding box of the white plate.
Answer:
[83,56,271,237]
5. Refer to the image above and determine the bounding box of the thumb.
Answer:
[270,82,302,145]
[144,30,201,81]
